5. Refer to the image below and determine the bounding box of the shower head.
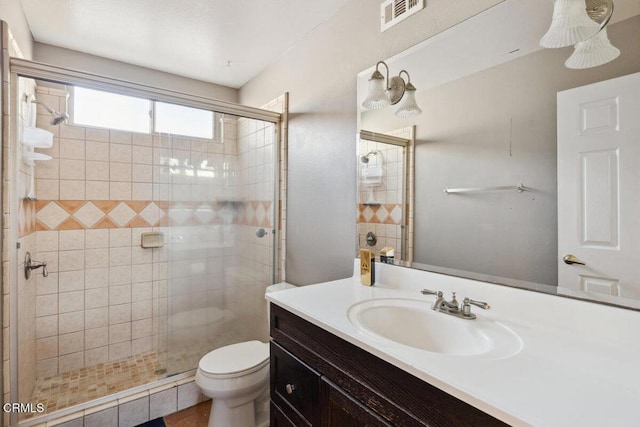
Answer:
[26,96,68,126]
[360,151,379,163]
[49,111,69,126]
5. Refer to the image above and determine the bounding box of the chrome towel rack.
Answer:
[444,183,526,195]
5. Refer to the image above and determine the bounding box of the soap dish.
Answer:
[141,232,164,248]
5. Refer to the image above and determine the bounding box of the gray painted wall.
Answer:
[0,0,33,58]
[361,16,640,286]
[34,43,239,102]
[240,0,504,285]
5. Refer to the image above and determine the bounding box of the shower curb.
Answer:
[17,370,205,427]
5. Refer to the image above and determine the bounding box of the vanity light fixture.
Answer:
[565,1,619,69]
[395,71,422,118]
[539,0,600,48]
[565,27,620,68]
[541,0,619,69]
[362,61,421,117]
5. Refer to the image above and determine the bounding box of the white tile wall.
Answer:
[118,396,149,427]
[33,227,162,377]
[149,386,177,419]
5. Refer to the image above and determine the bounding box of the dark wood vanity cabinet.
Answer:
[269,304,510,427]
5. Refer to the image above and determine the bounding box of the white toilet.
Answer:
[195,283,294,427]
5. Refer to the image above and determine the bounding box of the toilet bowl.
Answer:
[195,283,295,427]
[196,340,270,427]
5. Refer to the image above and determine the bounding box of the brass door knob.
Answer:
[563,254,586,266]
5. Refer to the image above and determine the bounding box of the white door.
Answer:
[557,72,640,305]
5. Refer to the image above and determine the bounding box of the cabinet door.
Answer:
[271,402,298,427]
[320,377,392,427]
[270,342,319,425]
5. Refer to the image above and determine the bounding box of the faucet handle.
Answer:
[462,298,491,318]
[463,298,490,310]
[421,289,442,297]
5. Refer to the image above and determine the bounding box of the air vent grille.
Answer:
[381,0,425,32]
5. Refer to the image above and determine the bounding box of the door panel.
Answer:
[557,72,640,303]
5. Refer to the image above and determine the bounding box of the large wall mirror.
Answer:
[356,0,640,310]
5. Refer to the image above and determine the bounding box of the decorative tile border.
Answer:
[35,200,273,231]
[357,203,404,225]
[18,198,36,237]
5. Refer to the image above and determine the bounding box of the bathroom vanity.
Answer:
[267,260,640,426]
[269,304,507,426]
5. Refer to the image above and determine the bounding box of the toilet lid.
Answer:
[199,340,269,375]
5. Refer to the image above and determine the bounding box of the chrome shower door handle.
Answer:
[563,254,586,266]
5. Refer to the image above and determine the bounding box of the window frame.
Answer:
[68,85,218,141]
[152,100,216,141]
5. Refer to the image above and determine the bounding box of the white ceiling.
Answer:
[20,0,349,89]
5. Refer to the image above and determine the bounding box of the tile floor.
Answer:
[25,350,165,419]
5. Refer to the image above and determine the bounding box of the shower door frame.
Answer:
[7,58,283,425]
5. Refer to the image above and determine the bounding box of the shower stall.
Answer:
[3,57,284,425]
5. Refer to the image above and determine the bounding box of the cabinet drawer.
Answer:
[271,341,320,425]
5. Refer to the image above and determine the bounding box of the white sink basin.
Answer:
[347,298,522,358]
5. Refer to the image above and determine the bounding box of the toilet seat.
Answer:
[198,340,269,378]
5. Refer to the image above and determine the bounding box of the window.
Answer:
[72,87,151,133]
[154,102,214,139]
[71,86,216,140]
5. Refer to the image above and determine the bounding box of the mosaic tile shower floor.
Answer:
[24,319,261,420]
[25,351,166,419]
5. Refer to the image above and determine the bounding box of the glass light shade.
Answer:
[540,0,601,48]
[362,75,390,110]
[395,87,422,118]
[565,28,620,69]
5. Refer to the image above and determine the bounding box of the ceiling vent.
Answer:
[381,0,425,32]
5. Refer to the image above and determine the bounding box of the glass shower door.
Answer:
[163,115,277,376]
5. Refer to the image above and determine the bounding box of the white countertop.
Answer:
[266,260,640,427]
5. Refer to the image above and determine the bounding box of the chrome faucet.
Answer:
[421,289,490,320]
[437,291,460,313]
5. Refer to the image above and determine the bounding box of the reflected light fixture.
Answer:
[565,27,620,68]
[565,1,619,68]
[362,61,421,117]
[539,0,601,48]
[540,0,619,69]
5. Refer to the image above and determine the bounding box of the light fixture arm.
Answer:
[399,70,417,91]
[375,61,390,90]
[399,70,411,85]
